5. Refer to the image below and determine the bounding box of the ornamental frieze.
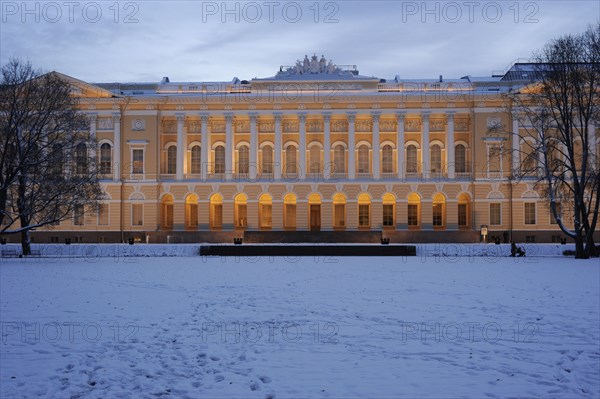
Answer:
[380,120,397,132]
[455,118,470,131]
[430,119,446,132]
[405,119,421,132]
[187,121,202,133]
[307,120,323,132]
[97,117,113,130]
[283,121,299,133]
[331,120,348,132]
[355,120,372,132]
[162,121,177,133]
[235,121,250,133]
[258,122,274,133]
[211,121,225,133]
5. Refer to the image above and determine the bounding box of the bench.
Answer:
[1,249,19,257]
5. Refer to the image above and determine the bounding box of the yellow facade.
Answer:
[33,57,600,243]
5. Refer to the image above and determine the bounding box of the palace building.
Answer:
[27,55,600,243]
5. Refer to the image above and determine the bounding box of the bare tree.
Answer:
[504,24,600,258]
[0,59,104,255]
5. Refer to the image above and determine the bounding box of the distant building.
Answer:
[27,55,600,243]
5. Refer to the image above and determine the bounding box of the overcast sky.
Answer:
[1,1,598,83]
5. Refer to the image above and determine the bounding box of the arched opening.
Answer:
[382,193,396,228]
[185,194,199,229]
[432,193,446,229]
[210,194,223,229]
[161,194,174,230]
[455,144,467,174]
[308,193,321,231]
[262,145,273,175]
[237,144,249,176]
[284,193,297,230]
[100,143,112,175]
[407,193,420,228]
[234,194,248,229]
[259,194,273,229]
[309,145,321,175]
[458,193,470,229]
[333,193,346,229]
[358,193,371,228]
[357,144,370,175]
[406,144,418,174]
[285,145,298,177]
[430,144,442,174]
[76,143,87,175]
[214,145,225,174]
[166,145,177,174]
[333,144,346,176]
[382,145,394,174]
[190,145,201,175]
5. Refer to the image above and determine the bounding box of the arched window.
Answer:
[100,143,112,175]
[430,144,442,173]
[334,144,346,174]
[407,193,420,227]
[285,145,297,176]
[333,193,346,228]
[238,145,249,175]
[382,145,394,174]
[382,193,395,228]
[167,145,177,174]
[432,193,446,228]
[161,194,174,230]
[262,145,273,175]
[284,193,297,229]
[190,145,201,175]
[51,144,63,176]
[76,143,87,175]
[455,144,466,173]
[358,193,371,228]
[214,145,225,174]
[309,145,321,174]
[210,194,223,229]
[458,193,470,228]
[259,194,272,229]
[406,145,418,174]
[234,194,247,228]
[186,194,199,228]
[358,145,370,174]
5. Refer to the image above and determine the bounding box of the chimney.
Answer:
[439,75,443,83]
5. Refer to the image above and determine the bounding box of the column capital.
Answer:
[248,112,259,121]
[175,112,186,123]
[199,112,210,122]
[421,111,431,121]
[396,111,406,122]
[297,112,307,122]
[346,112,357,123]
[273,112,283,122]
[224,113,234,123]
[446,111,456,121]
[371,111,381,122]
[322,112,332,123]
[111,112,121,123]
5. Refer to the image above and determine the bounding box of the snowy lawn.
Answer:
[1,254,599,398]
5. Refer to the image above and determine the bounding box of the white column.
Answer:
[396,112,405,179]
[347,112,356,179]
[200,113,210,181]
[588,122,597,158]
[298,113,307,180]
[446,112,455,179]
[176,113,185,180]
[421,112,430,179]
[249,113,258,180]
[225,113,234,181]
[89,113,97,160]
[323,112,332,180]
[274,113,282,180]
[512,114,520,175]
[372,112,381,180]
[112,113,121,182]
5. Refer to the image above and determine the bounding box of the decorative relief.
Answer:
[273,104,282,110]
[248,105,257,110]
[146,104,156,110]
[162,121,177,134]
[211,121,226,133]
[372,104,381,109]
[176,105,184,111]
[298,104,307,110]
[331,120,348,132]
[224,105,233,110]
[200,105,209,110]
[487,117,502,129]
[187,121,202,133]
[132,119,145,131]
[405,119,422,132]
[380,120,397,132]
[283,121,299,133]
[235,121,250,133]
[397,103,405,109]
[88,104,96,110]
[347,104,357,109]
[97,118,113,130]
[430,119,446,132]
[455,118,470,131]
[258,122,274,133]
[307,120,323,132]
[355,120,372,132]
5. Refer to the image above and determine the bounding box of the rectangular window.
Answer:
[98,204,109,226]
[285,204,296,228]
[132,149,144,174]
[211,204,222,228]
[260,205,272,228]
[334,204,345,227]
[458,204,468,227]
[490,203,501,225]
[432,204,443,227]
[407,204,419,226]
[236,205,247,228]
[488,145,501,175]
[525,203,536,225]
[358,204,370,227]
[132,204,143,226]
[73,205,84,226]
[550,203,561,225]
[382,204,394,227]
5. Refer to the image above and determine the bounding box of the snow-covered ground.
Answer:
[1,254,599,398]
